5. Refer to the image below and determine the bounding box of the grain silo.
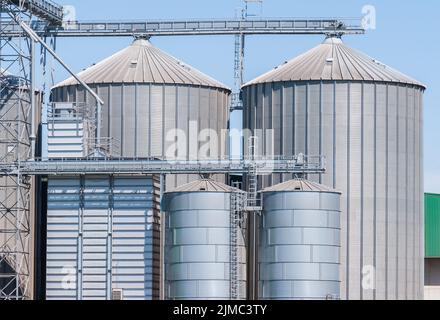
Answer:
[242,36,425,300]
[51,37,231,189]
[162,179,246,300]
[259,179,341,300]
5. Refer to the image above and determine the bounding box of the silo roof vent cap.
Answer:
[323,36,343,45]
[372,59,386,68]
[178,61,191,71]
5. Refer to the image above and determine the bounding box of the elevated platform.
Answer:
[2,17,364,37]
[0,156,325,176]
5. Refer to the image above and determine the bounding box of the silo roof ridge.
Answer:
[165,179,242,193]
[243,37,425,89]
[53,39,230,91]
[261,179,340,193]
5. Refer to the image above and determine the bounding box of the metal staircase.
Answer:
[229,190,243,300]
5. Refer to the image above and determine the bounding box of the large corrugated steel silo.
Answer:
[51,38,231,189]
[162,179,246,300]
[242,37,425,300]
[259,179,341,300]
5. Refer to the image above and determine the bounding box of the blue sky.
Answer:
[51,0,440,192]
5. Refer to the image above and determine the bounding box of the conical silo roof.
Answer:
[243,37,425,89]
[165,179,241,193]
[54,38,230,90]
[261,179,340,193]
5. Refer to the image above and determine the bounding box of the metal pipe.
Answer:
[96,101,101,151]
[30,38,36,160]
[159,174,165,300]
[14,19,104,105]
[9,13,105,153]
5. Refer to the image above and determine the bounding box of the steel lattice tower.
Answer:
[0,0,33,300]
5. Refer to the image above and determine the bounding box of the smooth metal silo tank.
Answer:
[51,38,231,189]
[242,36,426,300]
[162,179,246,300]
[259,179,341,300]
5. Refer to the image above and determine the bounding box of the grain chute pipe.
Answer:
[10,14,105,150]
[30,39,36,160]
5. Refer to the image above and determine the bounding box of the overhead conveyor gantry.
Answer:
[0,0,365,300]
[17,18,365,37]
[0,156,326,176]
[6,0,63,25]
[1,7,365,38]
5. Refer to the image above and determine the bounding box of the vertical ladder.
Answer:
[231,0,263,113]
[230,191,242,300]
[245,135,262,300]
[247,164,258,208]
[247,136,260,210]
[231,35,244,111]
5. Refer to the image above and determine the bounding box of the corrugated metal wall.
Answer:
[52,83,230,189]
[243,80,424,300]
[425,194,440,258]
[47,122,84,158]
[162,191,247,300]
[259,190,341,300]
[46,175,160,300]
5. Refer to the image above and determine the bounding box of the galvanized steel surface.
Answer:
[162,181,246,300]
[244,37,425,88]
[0,83,41,298]
[261,179,339,193]
[168,178,238,193]
[259,180,341,300]
[46,176,160,300]
[47,121,85,159]
[52,40,231,189]
[243,38,425,300]
[53,39,230,90]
